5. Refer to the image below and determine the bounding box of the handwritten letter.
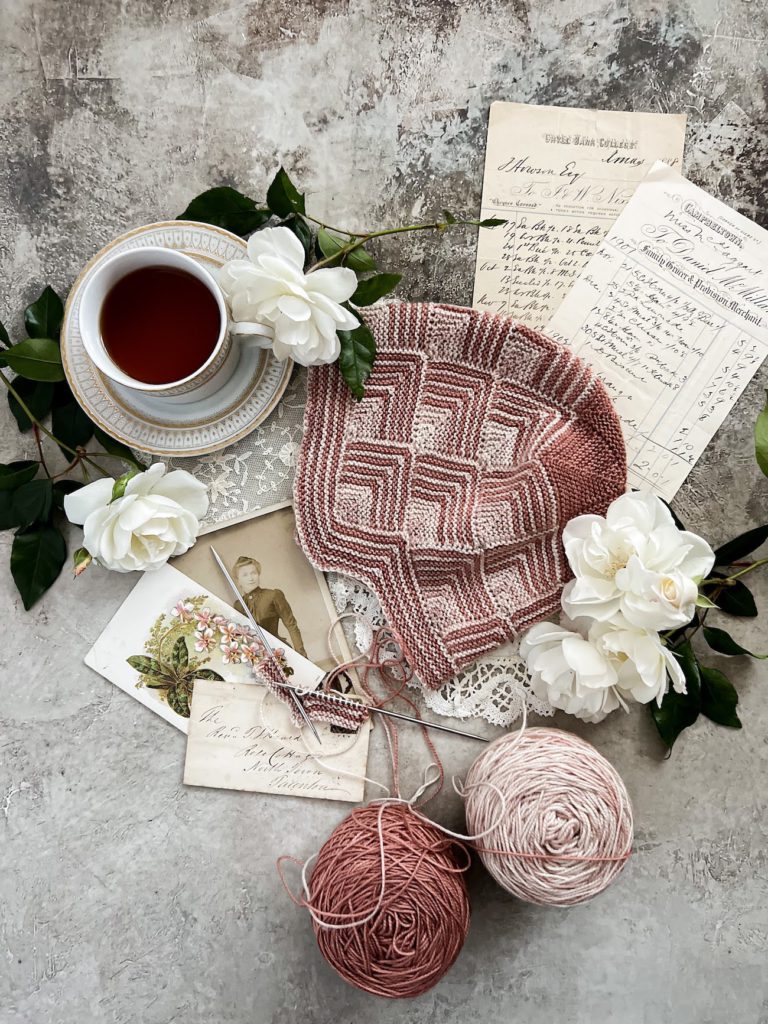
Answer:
[184,680,370,803]
[546,162,768,500]
[473,102,686,328]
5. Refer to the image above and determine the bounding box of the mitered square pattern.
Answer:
[294,303,627,689]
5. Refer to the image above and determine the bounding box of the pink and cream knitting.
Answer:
[294,302,627,689]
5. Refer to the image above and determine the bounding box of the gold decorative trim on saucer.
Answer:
[61,221,293,457]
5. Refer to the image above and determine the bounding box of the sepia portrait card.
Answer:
[546,161,768,500]
[472,101,687,328]
[173,501,351,676]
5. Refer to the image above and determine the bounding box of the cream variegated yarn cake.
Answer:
[294,303,627,690]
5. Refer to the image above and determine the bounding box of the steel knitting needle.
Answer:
[210,546,322,745]
[276,679,490,744]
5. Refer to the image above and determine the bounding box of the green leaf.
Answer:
[285,215,313,261]
[3,337,65,382]
[651,641,701,750]
[0,319,9,348]
[477,217,507,228]
[716,579,757,617]
[699,666,741,728]
[695,593,718,608]
[143,676,174,689]
[755,391,768,477]
[714,525,768,566]
[24,286,64,341]
[193,669,225,681]
[266,167,305,218]
[177,186,271,237]
[0,492,23,531]
[316,229,376,271]
[316,228,346,260]
[7,378,56,431]
[110,469,138,502]
[172,635,189,673]
[338,317,376,400]
[703,625,767,659]
[442,209,457,224]
[0,461,39,492]
[11,479,53,527]
[351,273,402,307]
[52,479,83,511]
[127,655,166,676]
[10,523,67,610]
[92,427,144,470]
[51,388,95,456]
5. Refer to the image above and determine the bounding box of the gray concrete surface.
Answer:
[1,1,767,1022]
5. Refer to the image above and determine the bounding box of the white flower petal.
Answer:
[125,463,166,497]
[63,477,114,526]
[247,226,306,269]
[151,470,209,520]
[277,294,312,321]
[306,266,358,302]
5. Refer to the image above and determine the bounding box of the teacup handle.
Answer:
[231,320,274,349]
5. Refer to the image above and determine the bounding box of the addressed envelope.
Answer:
[183,679,369,803]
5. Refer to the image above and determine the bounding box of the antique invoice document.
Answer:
[472,102,686,328]
[546,162,768,500]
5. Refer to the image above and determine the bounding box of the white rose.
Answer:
[519,621,622,723]
[615,557,699,631]
[520,614,687,721]
[64,463,209,573]
[218,226,359,366]
[561,490,714,629]
[588,617,686,706]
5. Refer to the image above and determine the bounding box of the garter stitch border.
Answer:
[294,302,627,690]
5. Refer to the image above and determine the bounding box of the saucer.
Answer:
[61,221,293,457]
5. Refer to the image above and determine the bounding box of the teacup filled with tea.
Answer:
[78,247,273,399]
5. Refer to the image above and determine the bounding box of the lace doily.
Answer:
[327,574,553,728]
[168,370,307,531]
[165,366,552,727]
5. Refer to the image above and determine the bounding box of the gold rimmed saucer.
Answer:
[61,221,293,457]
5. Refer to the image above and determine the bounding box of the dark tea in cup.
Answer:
[100,266,221,385]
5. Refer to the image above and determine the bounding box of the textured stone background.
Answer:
[1,1,767,1022]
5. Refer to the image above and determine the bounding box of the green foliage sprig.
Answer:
[177,171,505,399]
[653,518,768,751]
[0,287,141,609]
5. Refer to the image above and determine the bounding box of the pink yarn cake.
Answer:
[294,302,627,689]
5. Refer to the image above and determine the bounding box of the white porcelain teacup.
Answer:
[78,247,274,401]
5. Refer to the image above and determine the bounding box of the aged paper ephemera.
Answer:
[184,679,369,803]
[546,162,768,500]
[473,102,686,328]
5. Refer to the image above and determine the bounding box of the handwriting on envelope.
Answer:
[184,679,369,803]
[546,161,768,500]
[472,102,687,329]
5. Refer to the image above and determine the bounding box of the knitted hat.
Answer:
[294,303,626,690]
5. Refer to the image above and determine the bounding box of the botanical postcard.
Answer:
[473,101,686,328]
[85,564,327,734]
[85,564,371,800]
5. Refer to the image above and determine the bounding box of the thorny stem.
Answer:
[310,220,476,270]
[33,424,51,479]
[0,370,110,477]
